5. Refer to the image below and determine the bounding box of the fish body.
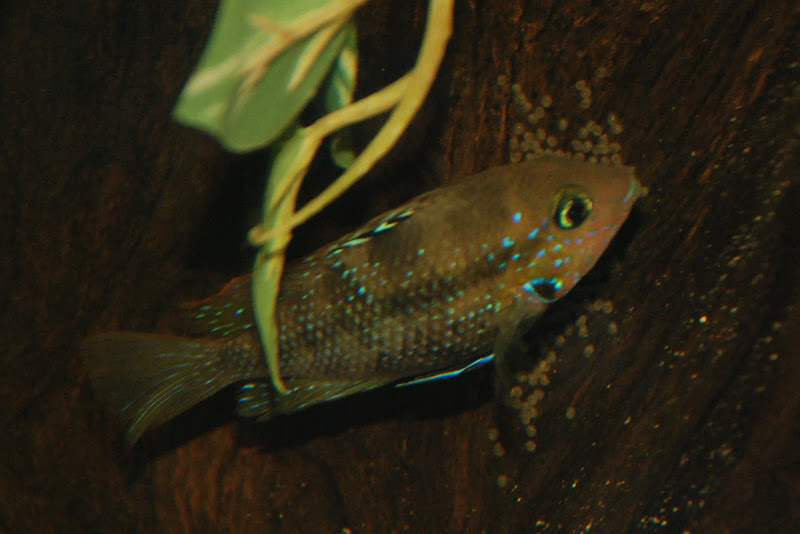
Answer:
[83,156,644,443]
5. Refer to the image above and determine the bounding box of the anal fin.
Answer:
[395,354,495,388]
[237,381,275,420]
[236,377,392,421]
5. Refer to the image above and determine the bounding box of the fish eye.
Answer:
[554,189,593,229]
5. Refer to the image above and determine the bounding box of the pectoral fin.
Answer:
[492,316,538,405]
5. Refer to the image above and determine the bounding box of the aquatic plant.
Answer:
[173,0,455,393]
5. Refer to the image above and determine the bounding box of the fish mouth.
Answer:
[624,176,648,204]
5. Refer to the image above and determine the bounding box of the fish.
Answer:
[82,156,644,443]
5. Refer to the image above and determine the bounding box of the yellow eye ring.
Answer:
[554,190,593,229]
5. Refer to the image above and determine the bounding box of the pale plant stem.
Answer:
[249,0,455,247]
[287,17,348,91]
[243,0,370,91]
[248,74,409,245]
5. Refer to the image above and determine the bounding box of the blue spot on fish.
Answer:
[340,236,370,248]
[372,221,397,233]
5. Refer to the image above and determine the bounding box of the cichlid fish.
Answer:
[83,156,644,443]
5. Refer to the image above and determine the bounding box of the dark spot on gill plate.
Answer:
[523,277,562,303]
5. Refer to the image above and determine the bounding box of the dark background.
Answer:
[1,0,798,532]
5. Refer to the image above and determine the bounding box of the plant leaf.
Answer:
[173,0,355,153]
[323,23,358,168]
[251,125,322,393]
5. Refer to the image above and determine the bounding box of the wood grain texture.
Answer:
[1,0,797,533]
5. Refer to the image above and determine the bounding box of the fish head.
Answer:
[500,156,644,304]
[290,155,644,321]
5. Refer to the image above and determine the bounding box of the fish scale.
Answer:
[82,156,644,443]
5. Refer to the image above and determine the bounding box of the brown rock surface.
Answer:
[1,0,797,533]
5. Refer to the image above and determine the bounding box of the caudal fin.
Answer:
[82,332,243,444]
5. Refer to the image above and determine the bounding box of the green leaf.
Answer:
[173,0,355,153]
[322,24,358,168]
[322,23,357,112]
[251,126,315,393]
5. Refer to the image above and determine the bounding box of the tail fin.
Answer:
[82,332,250,444]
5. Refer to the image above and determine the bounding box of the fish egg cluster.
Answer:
[506,75,625,166]
[507,350,557,443]
[506,298,623,453]
[574,79,592,109]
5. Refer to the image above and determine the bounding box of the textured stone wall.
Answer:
[1,0,797,532]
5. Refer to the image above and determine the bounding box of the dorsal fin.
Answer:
[324,206,416,257]
[178,275,255,337]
